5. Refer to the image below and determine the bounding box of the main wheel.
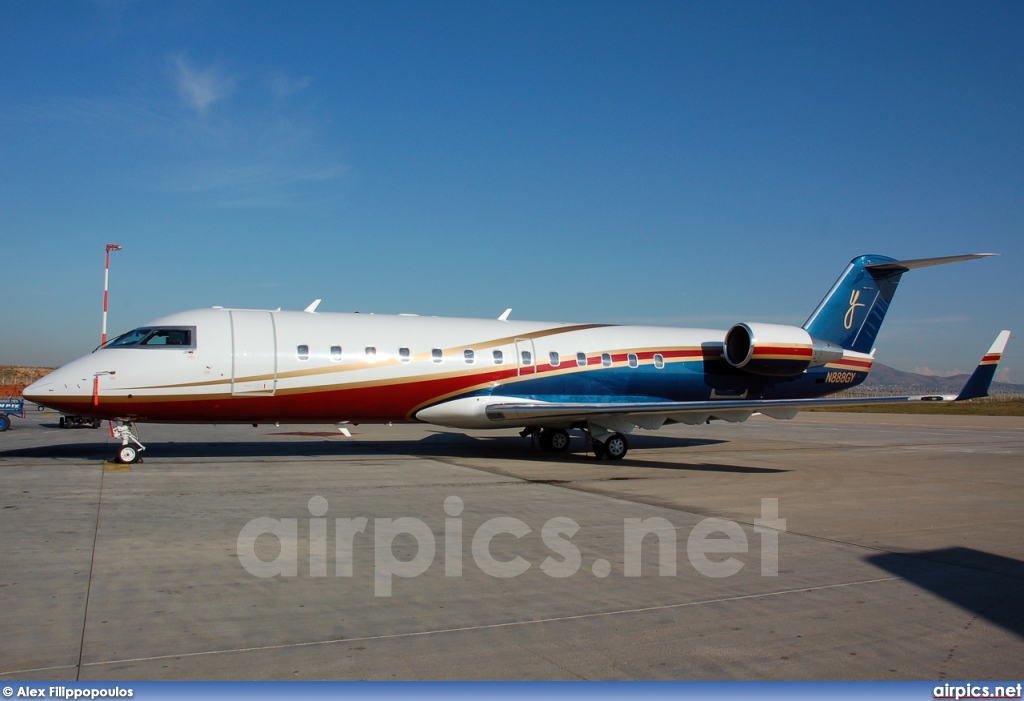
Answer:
[117,445,138,464]
[59,416,67,428]
[0,415,10,432]
[547,429,570,452]
[604,433,628,460]
[539,428,570,453]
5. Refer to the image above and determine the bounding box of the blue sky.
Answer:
[2,1,1022,381]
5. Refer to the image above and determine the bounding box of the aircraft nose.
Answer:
[23,376,56,407]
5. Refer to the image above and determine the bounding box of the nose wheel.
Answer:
[111,422,146,463]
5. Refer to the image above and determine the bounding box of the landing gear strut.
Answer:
[111,422,146,463]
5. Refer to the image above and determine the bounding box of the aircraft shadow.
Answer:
[0,431,783,473]
[867,547,1024,639]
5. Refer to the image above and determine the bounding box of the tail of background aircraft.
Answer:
[803,253,996,354]
[955,330,1012,401]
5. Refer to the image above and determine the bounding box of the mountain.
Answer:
[861,362,1024,396]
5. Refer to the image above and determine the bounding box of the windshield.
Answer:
[106,328,153,347]
[102,327,196,349]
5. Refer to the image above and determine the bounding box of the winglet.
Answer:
[304,299,322,313]
[498,308,512,321]
[955,330,1011,401]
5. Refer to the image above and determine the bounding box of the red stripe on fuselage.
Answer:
[44,346,717,423]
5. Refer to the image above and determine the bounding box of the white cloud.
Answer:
[269,72,313,99]
[913,366,966,377]
[169,55,236,113]
[162,160,348,207]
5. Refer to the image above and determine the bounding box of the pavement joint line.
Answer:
[1,575,901,674]
[74,461,106,681]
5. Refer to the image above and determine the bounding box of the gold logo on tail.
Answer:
[844,290,866,330]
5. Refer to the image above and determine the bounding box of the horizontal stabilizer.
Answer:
[865,253,997,274]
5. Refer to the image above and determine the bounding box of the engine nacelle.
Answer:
[724,322,844,377]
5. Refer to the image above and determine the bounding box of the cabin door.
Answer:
[514,338,537,377]
[231,310,277,395]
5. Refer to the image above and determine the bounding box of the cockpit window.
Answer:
[107,328,152,347]
[142,328,193,346]
[104,326,196,349]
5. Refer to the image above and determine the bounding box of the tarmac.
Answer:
[1,408,1022,681]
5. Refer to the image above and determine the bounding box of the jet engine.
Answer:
[724,322,844,377]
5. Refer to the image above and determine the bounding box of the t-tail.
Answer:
[803,254,997,353]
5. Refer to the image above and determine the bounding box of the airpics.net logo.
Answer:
[236,497,787,596]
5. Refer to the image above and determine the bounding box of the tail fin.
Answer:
[955,330,1011,401]
[803,253,997,353]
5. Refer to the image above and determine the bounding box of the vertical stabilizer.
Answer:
[803,253,996,353]
[803,255,902,353]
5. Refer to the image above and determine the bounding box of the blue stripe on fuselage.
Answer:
[452,360,865,404]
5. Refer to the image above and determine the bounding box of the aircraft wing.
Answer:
[485,330,1011,429]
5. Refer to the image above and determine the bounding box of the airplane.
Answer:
[23,253,1010,464]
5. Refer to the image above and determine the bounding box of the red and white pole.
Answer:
[101,243,122,347]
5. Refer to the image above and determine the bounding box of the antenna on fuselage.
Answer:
[304,299,321,313]
[498,308,512,321]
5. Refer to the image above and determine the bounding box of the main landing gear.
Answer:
[591,432,628,460]
[539,428,571,453]
[522,427,573,454]
[523,426,630,460]
[111,422,146,463]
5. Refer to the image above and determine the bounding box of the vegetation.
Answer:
[806,397,1024,417]
[1,366,55,397]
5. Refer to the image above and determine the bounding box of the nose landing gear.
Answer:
[111,422,146,463]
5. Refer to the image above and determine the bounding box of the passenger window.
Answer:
[549,352,560,367]
[464,349,475,364]
[654,354,665,369]
[297,345,310,361]
[365,347,377,360]
[493,350,504,365]
[399,348,411,363]
[601,353,612,367]
[521,350,532,366]
[331,346,343,361]
[628,353,638,368]
[432,348,443,363]
[576,352,587,367]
